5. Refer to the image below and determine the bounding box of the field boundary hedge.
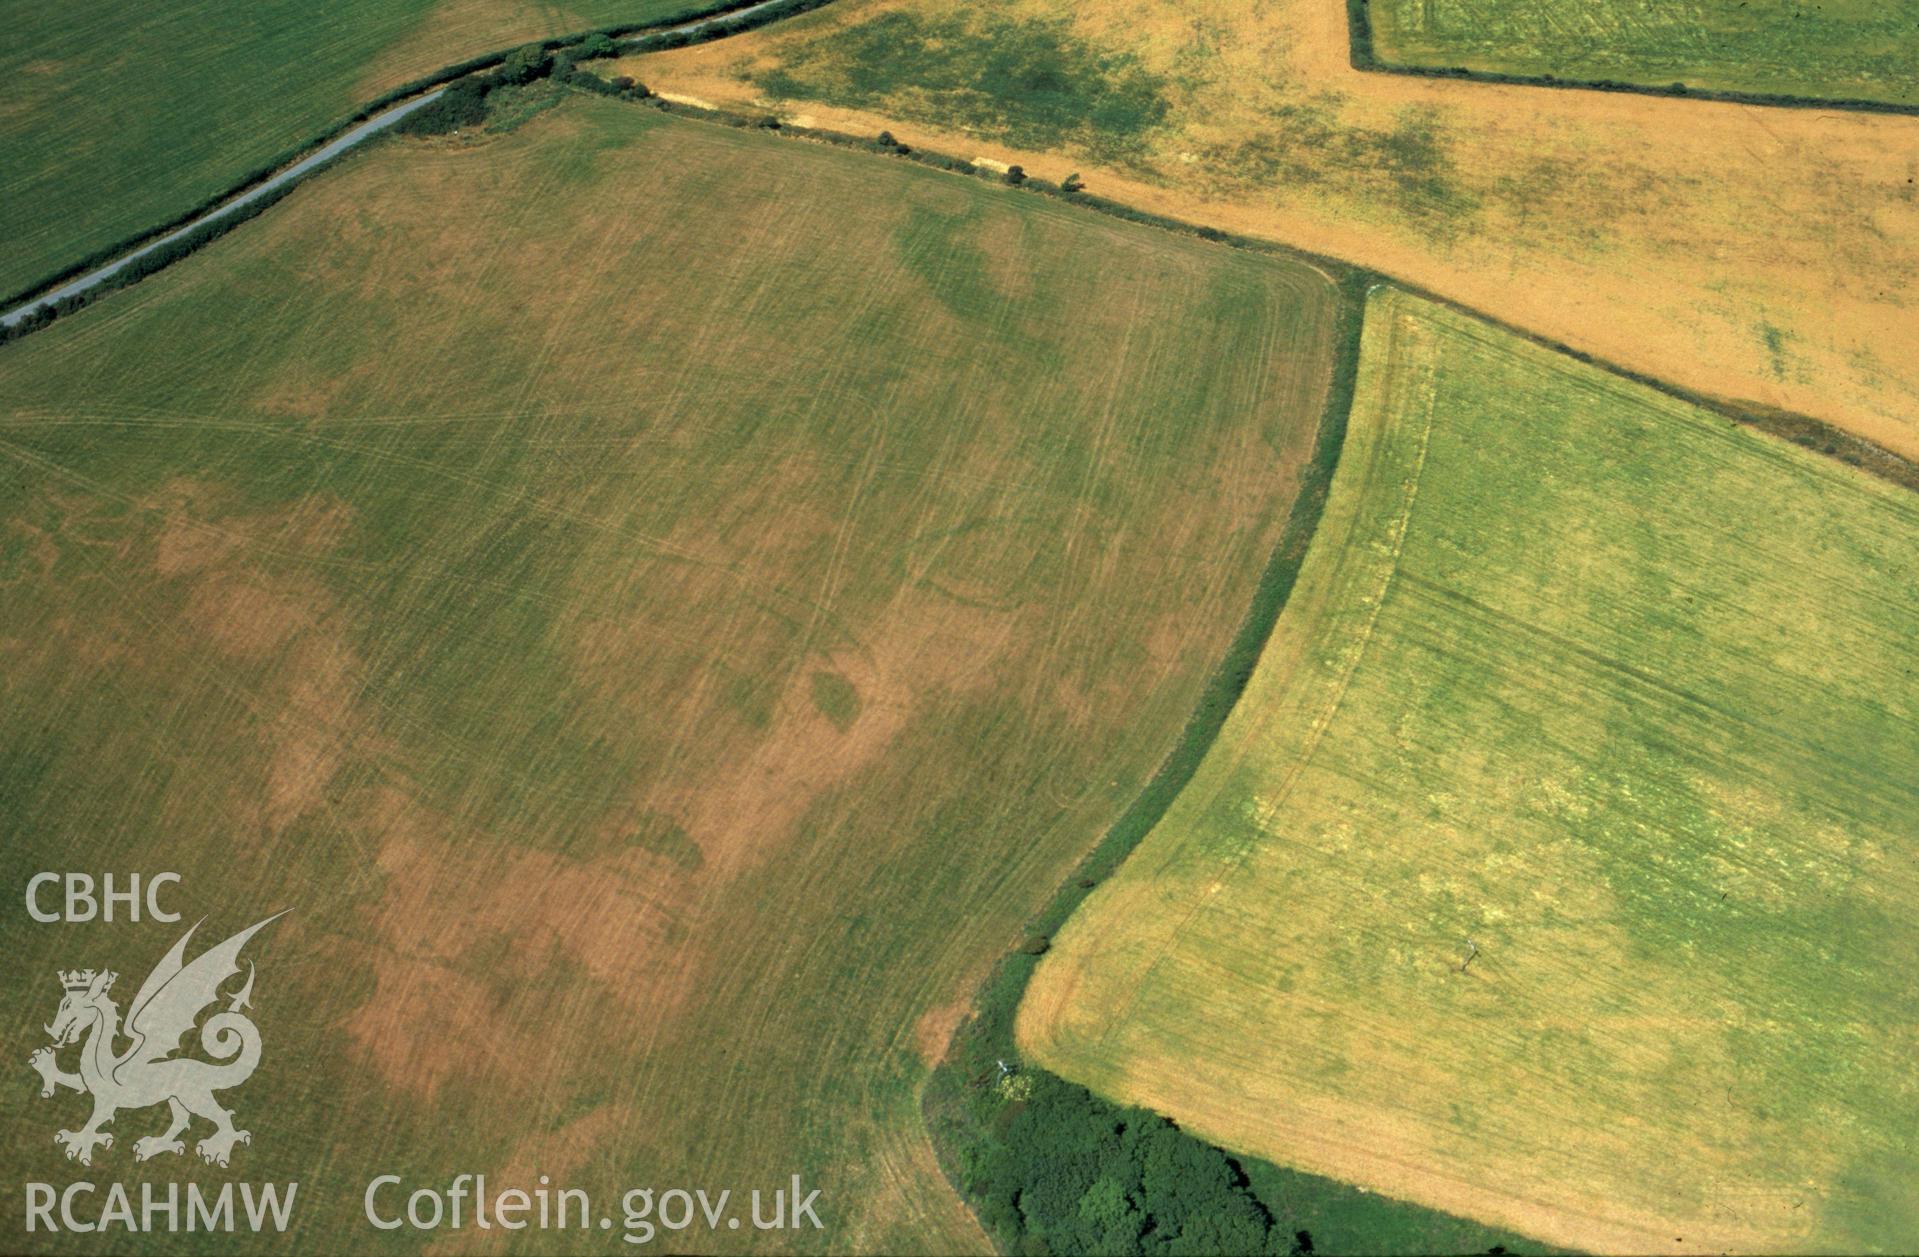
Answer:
[12,0,1919,502]
[643,92,1919,499]
[9,32,1913,1249]
[0,0,835,324]
[14,43,1913,491]
[1344,0,1919,116]
[624,96,1919,1249]
[910,264,1372,1254]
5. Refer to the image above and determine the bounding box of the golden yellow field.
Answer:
[1019,287,1919,1254]
[631,0,1919,464]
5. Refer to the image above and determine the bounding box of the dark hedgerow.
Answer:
[493,42,553,87]
[399,42,562,138]
[917,269,1557,1255]
[556,63,647,99]
[909,271,1497,1257]
[9,53,1918,1249]
[615,92,1919,499]
[572,32,619,62]
[396,79,490,135]
[1,176,305,344]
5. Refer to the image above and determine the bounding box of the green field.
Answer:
[0,95,1340,1251]
[0,0,698,300]
[1362,0,1919,104]
[1022,286,1919,1253]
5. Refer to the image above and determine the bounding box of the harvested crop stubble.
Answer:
[634,0,1919,464]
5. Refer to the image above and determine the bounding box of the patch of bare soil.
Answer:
[342,793,698,1102]
[148,482,370,835]
[644,590,1021,872]
[912,998,968,1067]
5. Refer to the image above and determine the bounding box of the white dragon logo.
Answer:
[27,913,283,1168]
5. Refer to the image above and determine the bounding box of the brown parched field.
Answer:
[0,97,1341,1252]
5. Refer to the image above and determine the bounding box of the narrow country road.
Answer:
[0,91,445,329]
[0,0,804,330]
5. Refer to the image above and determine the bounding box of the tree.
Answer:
[1077,1176,1141,1234]
[495,43,552,86]
[1004,164,1027,186]
[1062,171,1085,194]
[399,78,489,135]
[574,32,618,60]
